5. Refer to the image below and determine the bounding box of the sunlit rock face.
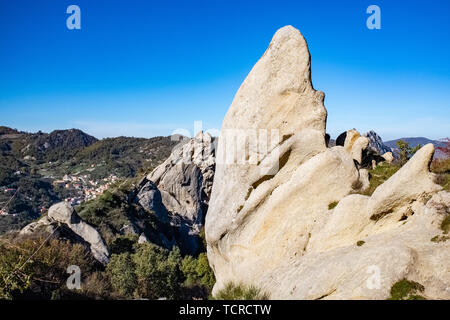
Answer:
[205,26,450,300]
[144,131,216,254]
[21,202,110,265]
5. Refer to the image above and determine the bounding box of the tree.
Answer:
[181,253,215,290]
[132,243,182,299]
[106,252,137,298]
[397,140,421,166]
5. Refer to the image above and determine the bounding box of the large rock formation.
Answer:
[146,131,215,225]
[19,132,215,261]
[363,130,392,155]
[336,129,388,168]
[205,26,450,299]
[138,131,216,254]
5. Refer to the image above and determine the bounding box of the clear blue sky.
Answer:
[0,0,449,140]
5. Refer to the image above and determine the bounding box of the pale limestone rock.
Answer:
[358,168,370,192]
[136,179,169,223]
[47,202,73,223]
[138,233,150,244]
[19,216,55,235]
[147,131,215,225]
[207,25,327,245]
[382,151,394,164]
[367,144,441,221]
[48,202,110,265]
[338,129,390,168]
[143,131,216,254]
[343,129,369,164]
[206,25,450,300]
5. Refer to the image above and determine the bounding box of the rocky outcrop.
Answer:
[19,132,216,259]
[205,25,450,300]
[336,129,388,168]
[138,131,216,254]
[343,129,370,164]
[136,179,170,224]
[146,131,215,223]
[207,25,327,247]
[21,202,110,265]
[363,130,392,155]
[382,151,394,164]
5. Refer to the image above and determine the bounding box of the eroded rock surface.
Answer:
[21,202,110,265]
[205,25,450,299]
[140,131,216,254]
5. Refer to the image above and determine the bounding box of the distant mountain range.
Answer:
[385,137,447,158]
[384,137,446,149]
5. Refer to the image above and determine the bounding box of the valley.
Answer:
[0,127,177,233]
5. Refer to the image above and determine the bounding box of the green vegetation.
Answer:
[106,252,138,297]
[0,234,215,300]
[356,240,365,246]
[181,252,215,290]
[361,163,400,196]
[328,201,338,210]
[75,182,173,249]
[389,279,426,300]
[431,235,450,243]
[110,235,139,255]
[0,237,95,300]
[105,243,214,300]
[0,213,36,235]
[71,136,177,179]
[397,140,421,166]
[213,282,269,300]
[134,244,183,299]
[441,216,450,234]
[76,189,137,244]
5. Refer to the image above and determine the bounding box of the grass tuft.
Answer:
[389,279,425,300]
[213,282,269,300]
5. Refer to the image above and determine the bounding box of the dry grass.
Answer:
[431,158,450,191]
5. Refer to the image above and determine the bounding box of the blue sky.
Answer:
[0,0,449,140]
